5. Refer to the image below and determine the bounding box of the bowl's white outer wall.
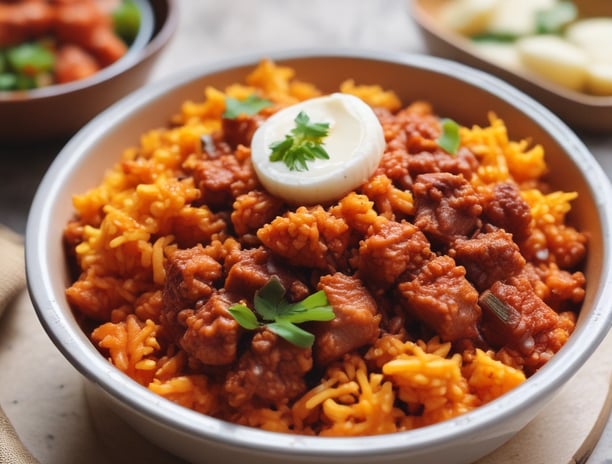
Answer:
[26,49,612,464]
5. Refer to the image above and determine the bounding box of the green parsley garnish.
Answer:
[269,111,331,171]
[228,276,335,349]
[437,118,461,155]
[223,94,272,119]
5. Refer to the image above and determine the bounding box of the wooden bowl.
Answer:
[409,0,612,133]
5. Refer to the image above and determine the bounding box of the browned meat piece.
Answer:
[413,172,483,244]
[522,222,588,270]
[257,205,351,272]
[65,270,130,321]
[358,219,432,291]
[179,291,241,366]
[222,113,263,149]
[224,329,313,408]
[379,101,440,153]
[53,0,110,44]
[482,182,532,243]
[197,132,232,159]
[0,1,55,47]
[479,276,571,373]
[513,262,585,313]
[360,174,415,222]
[84,24,127,66]
[54,44,100,83]
[480,278,557,348]
[543,223,588,270]
[312,273,380,366]
[224,247,310,302]
[406,148,479,182]
[63,219,83,258]
[374,102,478,189]
[398,255,480,342]
[538,264,586,311]
[231,190,284,237]
[451,229,526,291]
[375,147,410,188]
[161,245,223,339]
[54,0,127,66]
[185,153,260,210]
[373,103,438,187]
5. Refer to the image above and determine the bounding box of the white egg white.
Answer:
[250,93,385,205]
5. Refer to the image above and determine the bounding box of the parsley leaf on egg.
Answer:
[228,276,335,349]
[269,110,331,171]
[437,118,461,155]
[223,94,272,119]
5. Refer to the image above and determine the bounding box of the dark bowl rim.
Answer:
[0,0,179,103]
[25,48,612,459]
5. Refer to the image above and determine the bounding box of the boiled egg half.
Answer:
[250,93,385,205]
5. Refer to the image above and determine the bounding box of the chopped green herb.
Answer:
[479,290,520,325]
[267,320,315,349]
[227,303,259,330]
[0,73,18,91]
[6,42,54,77]
[112,0,142,44]
[536,1,577,34]
[223,94,272,119]
[269,110,331,171]
[471,32,518,43]
[228,276,335,348]
[437,118,461,155]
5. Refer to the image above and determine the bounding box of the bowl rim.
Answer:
[25,48,612,459]
[0,0,179,102]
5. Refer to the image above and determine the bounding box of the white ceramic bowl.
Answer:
[25,50,612,464]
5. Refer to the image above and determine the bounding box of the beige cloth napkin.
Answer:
[0,226,26,319]
[0,226,39,464]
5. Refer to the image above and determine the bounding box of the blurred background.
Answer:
[0,0,424,234]
[0,1,611,462]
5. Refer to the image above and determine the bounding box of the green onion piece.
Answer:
[0,73,18,91]
[479,290,519,325]
[471,32,518,43]
[437,118,461,155]
[113,0,141,44]
[7,42,55,77]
